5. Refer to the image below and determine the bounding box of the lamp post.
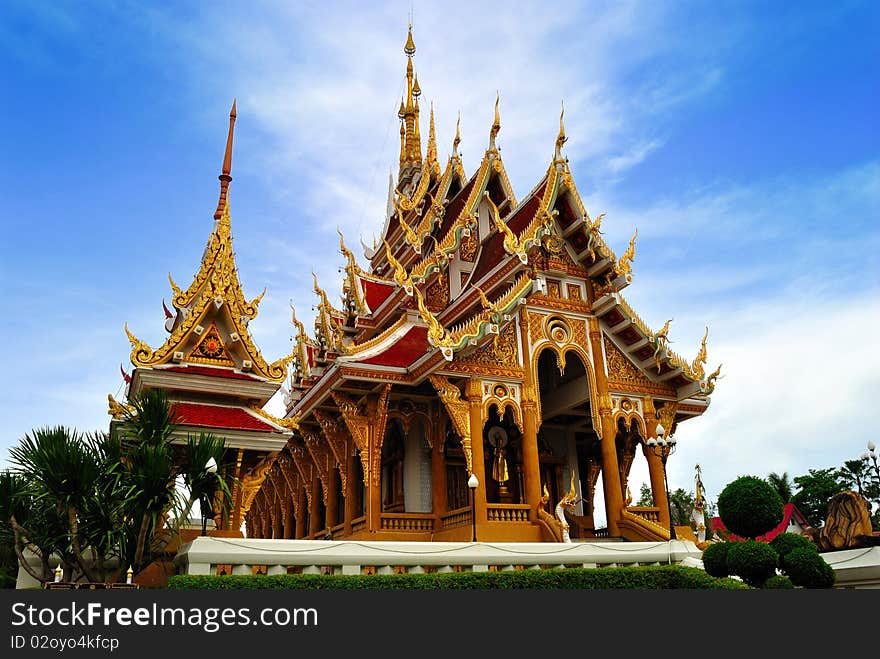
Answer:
[861,441,879,482]
[201,457,218,536]
[646,423,677,540]
[862,442,879,518]
[468,473,479,542]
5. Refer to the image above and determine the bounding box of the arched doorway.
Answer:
[535,347,601,535]
[482,404,522,504]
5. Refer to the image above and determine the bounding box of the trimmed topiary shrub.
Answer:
[771,532,818,571]
[763,574,794,589]
[726,539,778,587]
[784,547,835,588]
[701,541,731,578]
[717,475,784,539]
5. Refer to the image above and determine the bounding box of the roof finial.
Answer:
[489,91,501,151]
[555,100,567,161]
[404,22,416,57]
[214,99,237,220]
[426,102,438,164]
[452,111,461,157]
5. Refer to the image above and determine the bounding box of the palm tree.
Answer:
[767,472,794,503]
[9,426,104,581]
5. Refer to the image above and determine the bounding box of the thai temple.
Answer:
[111,26,721,545]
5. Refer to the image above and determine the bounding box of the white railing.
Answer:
[172,537,704,577]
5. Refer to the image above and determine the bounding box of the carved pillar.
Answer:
[519,309,542,519]
[273,492,283,539]
[466,378,488,528]
[431,411,447,520]
[588,317,624,536]
[282,495,294,539]
[308,475,322,537]
[344,453,357,534]
[229,449,245,532]
[295,485,307,539]
[332,385,391,534]
[642,398,670,529]
[325,465,339,531]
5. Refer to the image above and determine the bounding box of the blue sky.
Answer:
[1,1,878,514]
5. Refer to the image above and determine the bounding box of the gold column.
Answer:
[271,494,281,539]
[230,449,245,531]
[282,496,294,539]
[642,398,670,530]
[309,476,322,538]
[344,453,356,535]
[466,378,488,533]
[519,308,542,519]
[325,466,339,531]
[588,317,624,537]
[295,486,307,539]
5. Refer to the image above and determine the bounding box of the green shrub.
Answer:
[717,476,784,539]
[784,548,835,588]
[167,565,748,590]
[701,541,731,578]
[726,540,779,587]
[763,574,794,589]
[770,532,817,570]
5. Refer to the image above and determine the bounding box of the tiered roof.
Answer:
[284,27,721,422]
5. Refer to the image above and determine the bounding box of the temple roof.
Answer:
[123,102,293,385]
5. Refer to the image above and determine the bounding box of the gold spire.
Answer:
[214,99,236,220]
[426,102,440,176]
[554,100,567,161]
[123,103,294,382]
[404,23,416,56]
[489,91,501,151]
[398,23,423,177]
[452,111,461,157]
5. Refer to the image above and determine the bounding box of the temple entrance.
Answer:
[535,347,602,536]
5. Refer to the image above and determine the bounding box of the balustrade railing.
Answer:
[380,513,435,532]
[486,504,531,522]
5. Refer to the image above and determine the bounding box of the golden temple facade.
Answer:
[114,26,720,544]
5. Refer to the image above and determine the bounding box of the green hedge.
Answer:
[168,565,747,590]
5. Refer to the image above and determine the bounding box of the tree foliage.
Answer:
[791,468,847,528]
[1,389,233,585]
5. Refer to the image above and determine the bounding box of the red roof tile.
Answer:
[360,326,429,367]
[172,402,278,433]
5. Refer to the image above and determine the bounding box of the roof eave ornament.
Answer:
[554,100,567,163]
[488,92,501,153]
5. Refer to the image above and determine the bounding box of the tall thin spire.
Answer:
[452,111,461,157]
[214,99,237,220]
[554,100,567,161]
[426,101,437,165]
[398,22,423,186]
[489,91,501,152]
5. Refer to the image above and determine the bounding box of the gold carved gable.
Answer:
[186,322,235,366]
[457,322,518,368]
[604,336,667,393]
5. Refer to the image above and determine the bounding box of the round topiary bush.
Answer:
[784,547,835,588]
[726,539,779,587]
[770,532,818,570]
[763,574,795,589]
[701,541,731,578]
[717,476,784,539]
